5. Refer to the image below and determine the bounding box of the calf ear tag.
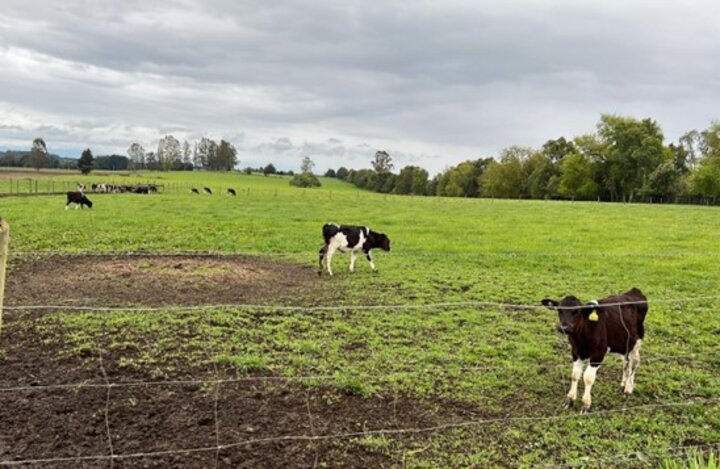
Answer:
[588,311,599,322]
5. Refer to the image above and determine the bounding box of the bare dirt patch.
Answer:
[0,316,449,468]
[6,254,319,307]
[0,254,492,467]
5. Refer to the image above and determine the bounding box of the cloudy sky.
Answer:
[1,0,719,173]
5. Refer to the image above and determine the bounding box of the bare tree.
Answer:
[29,137,49,170]
[301,156,315,174]
[127,143,146,170]
[157,135,181,171]
[372,150,393,173]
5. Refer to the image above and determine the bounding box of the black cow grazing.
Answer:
[133,186,149,194]
[227,188,237,196]
[541,288,648,413]
[318,223,391,276]
[65,191,93,210]
[191,188,200,194]
[204,187,213,194]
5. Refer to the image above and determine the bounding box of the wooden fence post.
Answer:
[0,219,9,337]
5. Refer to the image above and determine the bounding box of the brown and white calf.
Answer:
[318,224,391,276]
[541,288,648,412]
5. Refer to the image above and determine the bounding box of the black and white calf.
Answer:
[65,191,93,209]
[541,288,648,413]
[227,188,237,196]
[318,224,391,276]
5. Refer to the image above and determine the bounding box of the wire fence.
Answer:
[2,246,719,465]
[4,293,720,315]
[0,397,717,467]
[0,348,716,394]
[7,248,720,259]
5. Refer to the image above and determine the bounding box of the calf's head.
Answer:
[541,296,598,334]
[81,196,93,208]
[376,233,391,252]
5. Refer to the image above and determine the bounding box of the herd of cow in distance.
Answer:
[61,181,650,413]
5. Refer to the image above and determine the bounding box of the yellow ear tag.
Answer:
[588,311,599,322]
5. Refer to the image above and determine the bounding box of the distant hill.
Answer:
[0,150,77,169]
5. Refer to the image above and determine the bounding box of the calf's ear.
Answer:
[582,302,600,321]
[541,298,558,308]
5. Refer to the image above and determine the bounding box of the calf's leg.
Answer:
[624,339,641,395]
[325,245,336,276]
[349,251,357,272]
[318,245,327,275]
[564,358,584,407]
[581,364,600,413]
[620,355,630,390]
[366,251,377,272]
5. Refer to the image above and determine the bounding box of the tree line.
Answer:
[0,135,239,173]
[326,115,720,203]
[127,136,236,171]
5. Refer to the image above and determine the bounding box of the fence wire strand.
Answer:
[0,349,715,394]
[0,397,716,467]
[7,249,720,259]
[4,294,720,315]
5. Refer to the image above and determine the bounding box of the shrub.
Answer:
[289,173,321,188]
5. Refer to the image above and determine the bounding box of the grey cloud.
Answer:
[1,0,720,172]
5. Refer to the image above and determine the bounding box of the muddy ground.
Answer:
[5,254,320,307]
[0,255,476,468]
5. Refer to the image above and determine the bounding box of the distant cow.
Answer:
[227,188,237,196]
[541,288,648,413]
[204,187,213,194]
[133,186,149,194]
[191,188,200,194]
[65,191,93,210]
[76,183,86,193]
[318,224,391,276]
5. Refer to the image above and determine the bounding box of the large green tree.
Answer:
[395,166,429,195]
[480,147,533,198]
[596,114,665,201]
[558,153,598,200]
[215,140,238,171]
[78,148,94,175]
[689,122,720,199]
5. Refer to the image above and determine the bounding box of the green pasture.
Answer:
[1,170,719,467]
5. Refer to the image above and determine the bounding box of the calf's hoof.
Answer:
[581,405,591,414]
[563,397,574,409]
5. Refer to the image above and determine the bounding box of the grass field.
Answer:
[0,169,718,467]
